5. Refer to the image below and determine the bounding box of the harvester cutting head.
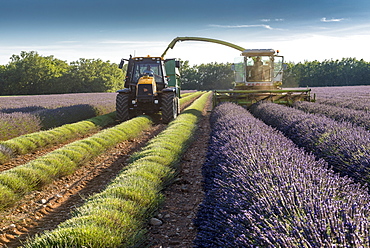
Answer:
[214,48,313,108]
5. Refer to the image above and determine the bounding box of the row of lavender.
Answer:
[293,101,370,131]
[311,86,370,112]
[312,85,370,99]
[194,103,370,247]
[0,93,116,140]
[0,93,117,111]
[250,102,370,186]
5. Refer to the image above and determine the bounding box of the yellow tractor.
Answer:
[116,55,181,123]
[162,36,313,107]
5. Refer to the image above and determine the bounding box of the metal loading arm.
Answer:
[161,36,246,58]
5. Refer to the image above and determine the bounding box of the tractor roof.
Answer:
[242,49,275,57]
[132,56,164,61]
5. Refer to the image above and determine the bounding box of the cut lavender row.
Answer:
[293,101,370,130]
[250,102,370,185]
[194,102,370,247]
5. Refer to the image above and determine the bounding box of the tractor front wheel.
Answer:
[161,93,179,124]
[116,93,131,122]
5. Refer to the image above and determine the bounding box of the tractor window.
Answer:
[233,57,245,83]
[273,56,283,77]
[246,56,272,82]
[132,62,164,83]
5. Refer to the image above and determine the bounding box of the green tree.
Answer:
[3,51,69,95]
[282,62,299,88]
[179,60,200,90]
[60,58,125,93]
[0,65,5,94]
[289,58,370,87]
[180,61,234,90]
[198,62,234,90]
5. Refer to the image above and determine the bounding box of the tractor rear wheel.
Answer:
[161,93,179,124]
[116,93,131,122]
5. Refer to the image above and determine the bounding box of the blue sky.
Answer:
[1,0,370,65]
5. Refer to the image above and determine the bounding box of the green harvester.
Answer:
[162,36,314,108]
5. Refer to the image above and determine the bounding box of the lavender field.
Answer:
[195,85,370,247]
[250,101,370,185]
[195,102,370,247]
[0,93,116,140]
[0,93,116,111]
[311,85,370,112]
[0,85,369,246]
[293,101,370,130]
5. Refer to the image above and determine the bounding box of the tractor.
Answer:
[116,55,181,123]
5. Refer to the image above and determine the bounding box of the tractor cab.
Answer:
[123,56,168,91]
[232,49,284,90]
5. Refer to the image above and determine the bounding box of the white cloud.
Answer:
[260,18,284,22]
[209,24,274,30]
[321,17,345,22]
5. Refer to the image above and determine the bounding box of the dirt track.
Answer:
[146,96,211,247]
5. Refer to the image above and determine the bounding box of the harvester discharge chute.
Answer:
[163,36,313,108]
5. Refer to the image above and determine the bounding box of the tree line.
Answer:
[1,51,369,95]
[0,51,126,95]
[179,60,234,90]
[283,58,370,88]
[181,57,370,89]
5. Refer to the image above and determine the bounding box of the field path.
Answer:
[146,96,211,247]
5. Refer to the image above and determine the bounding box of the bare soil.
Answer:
[145,98,211,248]
[0,97,211,248]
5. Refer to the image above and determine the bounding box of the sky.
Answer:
[1,0,370,66]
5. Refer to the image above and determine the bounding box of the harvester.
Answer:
[162,36,313,108]
[116,55,180,123]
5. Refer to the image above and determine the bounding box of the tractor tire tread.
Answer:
[116,94,130,122]
[161,93,178,124]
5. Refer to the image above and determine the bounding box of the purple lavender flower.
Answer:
[195,102,370,247]
[250,102,370,185]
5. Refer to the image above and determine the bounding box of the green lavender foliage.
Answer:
[23,92,211,248]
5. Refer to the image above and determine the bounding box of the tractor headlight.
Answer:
[154,100,159,104]
[132,100,136,104]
